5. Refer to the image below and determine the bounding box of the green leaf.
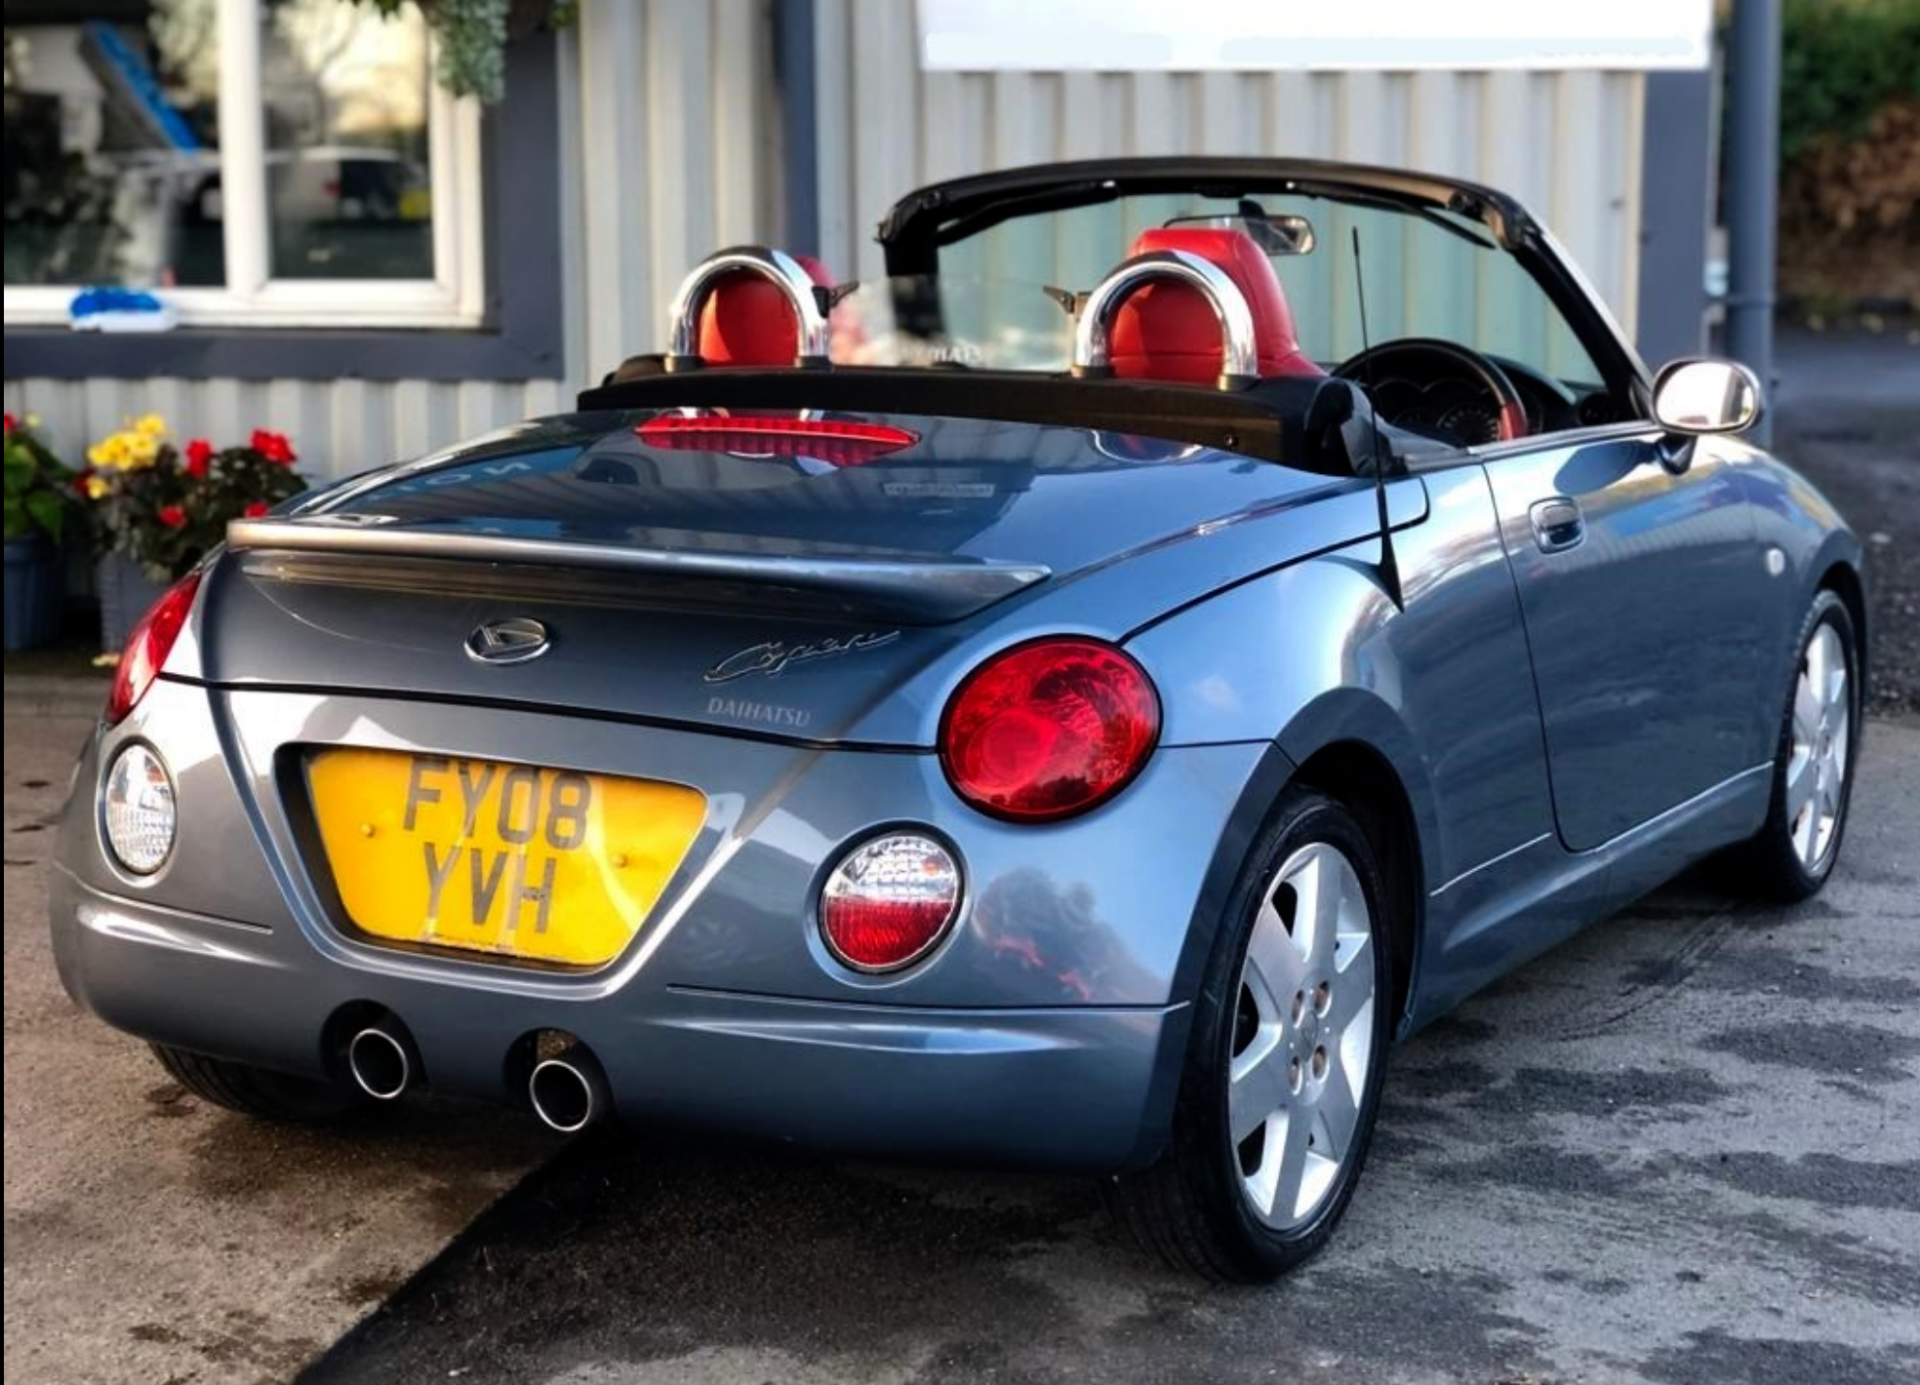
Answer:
[24,489,66,542]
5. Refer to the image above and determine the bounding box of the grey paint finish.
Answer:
[1480,430,1767,850]
[48,403,1853,1166]
[46,166,1861,1175]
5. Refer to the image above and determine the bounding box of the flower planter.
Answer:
[3,534,66,651]
[97,553,169,654]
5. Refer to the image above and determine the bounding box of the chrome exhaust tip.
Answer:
[528,1046,608,1133]
[347,1022,415,1101]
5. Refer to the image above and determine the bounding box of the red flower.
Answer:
[243,501,271,519]
[71,468,94,496]
[184,438,215,478]
[2,412,15,434]
[158,505,188,529]
[250,429,296,465]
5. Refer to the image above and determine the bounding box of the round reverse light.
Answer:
[940,638,1160,822]
[820,833,961,972]
[102,742,176,875]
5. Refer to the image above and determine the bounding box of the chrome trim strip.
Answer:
[666,246,831,366]
[1465,421,1660,462]
[1073,249,1259,386]
[1433,761,1775,900]
[1430,832,1555,898]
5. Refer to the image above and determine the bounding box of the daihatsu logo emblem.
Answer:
[465,617,550,665]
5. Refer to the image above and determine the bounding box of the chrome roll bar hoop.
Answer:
[665,246,831,371]
[1070,249,1259,389]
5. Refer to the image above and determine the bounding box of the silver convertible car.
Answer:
[51,159,1864,1280]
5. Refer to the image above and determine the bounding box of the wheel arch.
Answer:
[1172,689,1439,1035]
[1286,739,1424,1038]
[1815,556,1870,701]
[1139,695,1437,1168]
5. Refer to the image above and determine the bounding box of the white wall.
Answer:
[813,0,1646,337]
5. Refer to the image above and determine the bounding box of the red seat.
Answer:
[1108,228,1323,383]
[696,254,836,366]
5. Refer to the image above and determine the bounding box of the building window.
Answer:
[3,0,483,329]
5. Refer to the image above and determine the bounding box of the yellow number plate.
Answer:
[306,748,706,966]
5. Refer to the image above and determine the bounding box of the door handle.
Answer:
[1530,496,1585,553]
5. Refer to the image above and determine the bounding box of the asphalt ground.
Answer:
[1,710,558,1385]
[1770,325,1920,717]
[4,326,1916,1384]
[300,722,1920,1385]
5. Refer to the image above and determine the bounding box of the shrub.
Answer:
[1780,0,1920,163]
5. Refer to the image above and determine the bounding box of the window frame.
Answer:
[2,24,562,381]
[2,0,483,329]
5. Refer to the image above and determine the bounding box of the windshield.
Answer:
[832,193,1601,387]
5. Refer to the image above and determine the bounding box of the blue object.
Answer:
[85,22,201,152]
[3,535,65,651]
[70,286,166,318]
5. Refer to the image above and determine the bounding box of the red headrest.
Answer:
[696,254,836,366]
[1109,228,1322,384]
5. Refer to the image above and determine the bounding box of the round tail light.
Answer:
[940,638,1159,821]
[102,741,176,874]
[820,833,962,972]
[106,571,201,726]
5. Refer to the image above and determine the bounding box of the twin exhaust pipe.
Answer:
[346,1018,417,1101]
[527,1044,610,1134]
[344,1013,607,1133]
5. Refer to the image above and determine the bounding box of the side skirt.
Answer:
[1403,763,1772,1032]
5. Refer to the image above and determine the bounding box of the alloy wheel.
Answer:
[1227,840,1376,1230]
[1787,622,1850,872]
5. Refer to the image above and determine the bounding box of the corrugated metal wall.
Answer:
[8,1,1649,480]
[0,377,571,482]
[812,0,1646,339]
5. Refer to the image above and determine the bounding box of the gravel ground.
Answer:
[1772,326,1920,716]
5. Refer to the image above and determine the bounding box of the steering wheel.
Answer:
[1333,337,1530,445]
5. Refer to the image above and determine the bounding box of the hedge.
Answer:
[1780,0,1920,164]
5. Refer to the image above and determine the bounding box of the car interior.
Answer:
[590,169,1649,480]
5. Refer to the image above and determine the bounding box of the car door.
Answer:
[1481,430,1765,852]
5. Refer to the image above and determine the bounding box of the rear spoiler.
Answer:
[225,516,1049,625]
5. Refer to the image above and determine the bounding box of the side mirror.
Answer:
[1652,358,1764,437]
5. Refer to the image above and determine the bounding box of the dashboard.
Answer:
[1364,354,1628,447]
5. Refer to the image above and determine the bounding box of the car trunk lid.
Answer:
[201,409,1356,745]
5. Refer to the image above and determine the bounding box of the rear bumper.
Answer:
[51,868,1189,1172]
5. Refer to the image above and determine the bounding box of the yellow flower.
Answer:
[88,436,130,468]
[84,474,111,499]
[132,412,167,438]
[124,431,161,468]
[25,413,42,430]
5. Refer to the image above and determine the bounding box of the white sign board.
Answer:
[918,0,1714,72]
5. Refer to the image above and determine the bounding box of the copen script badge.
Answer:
[704,630,901,684]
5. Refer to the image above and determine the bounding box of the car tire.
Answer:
[1109,788,1395,1281]
[150,1044,367,1123]
[1730,589,1862,903]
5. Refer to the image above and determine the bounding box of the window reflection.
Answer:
[2,1,224,287]
[261,0,433,280]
